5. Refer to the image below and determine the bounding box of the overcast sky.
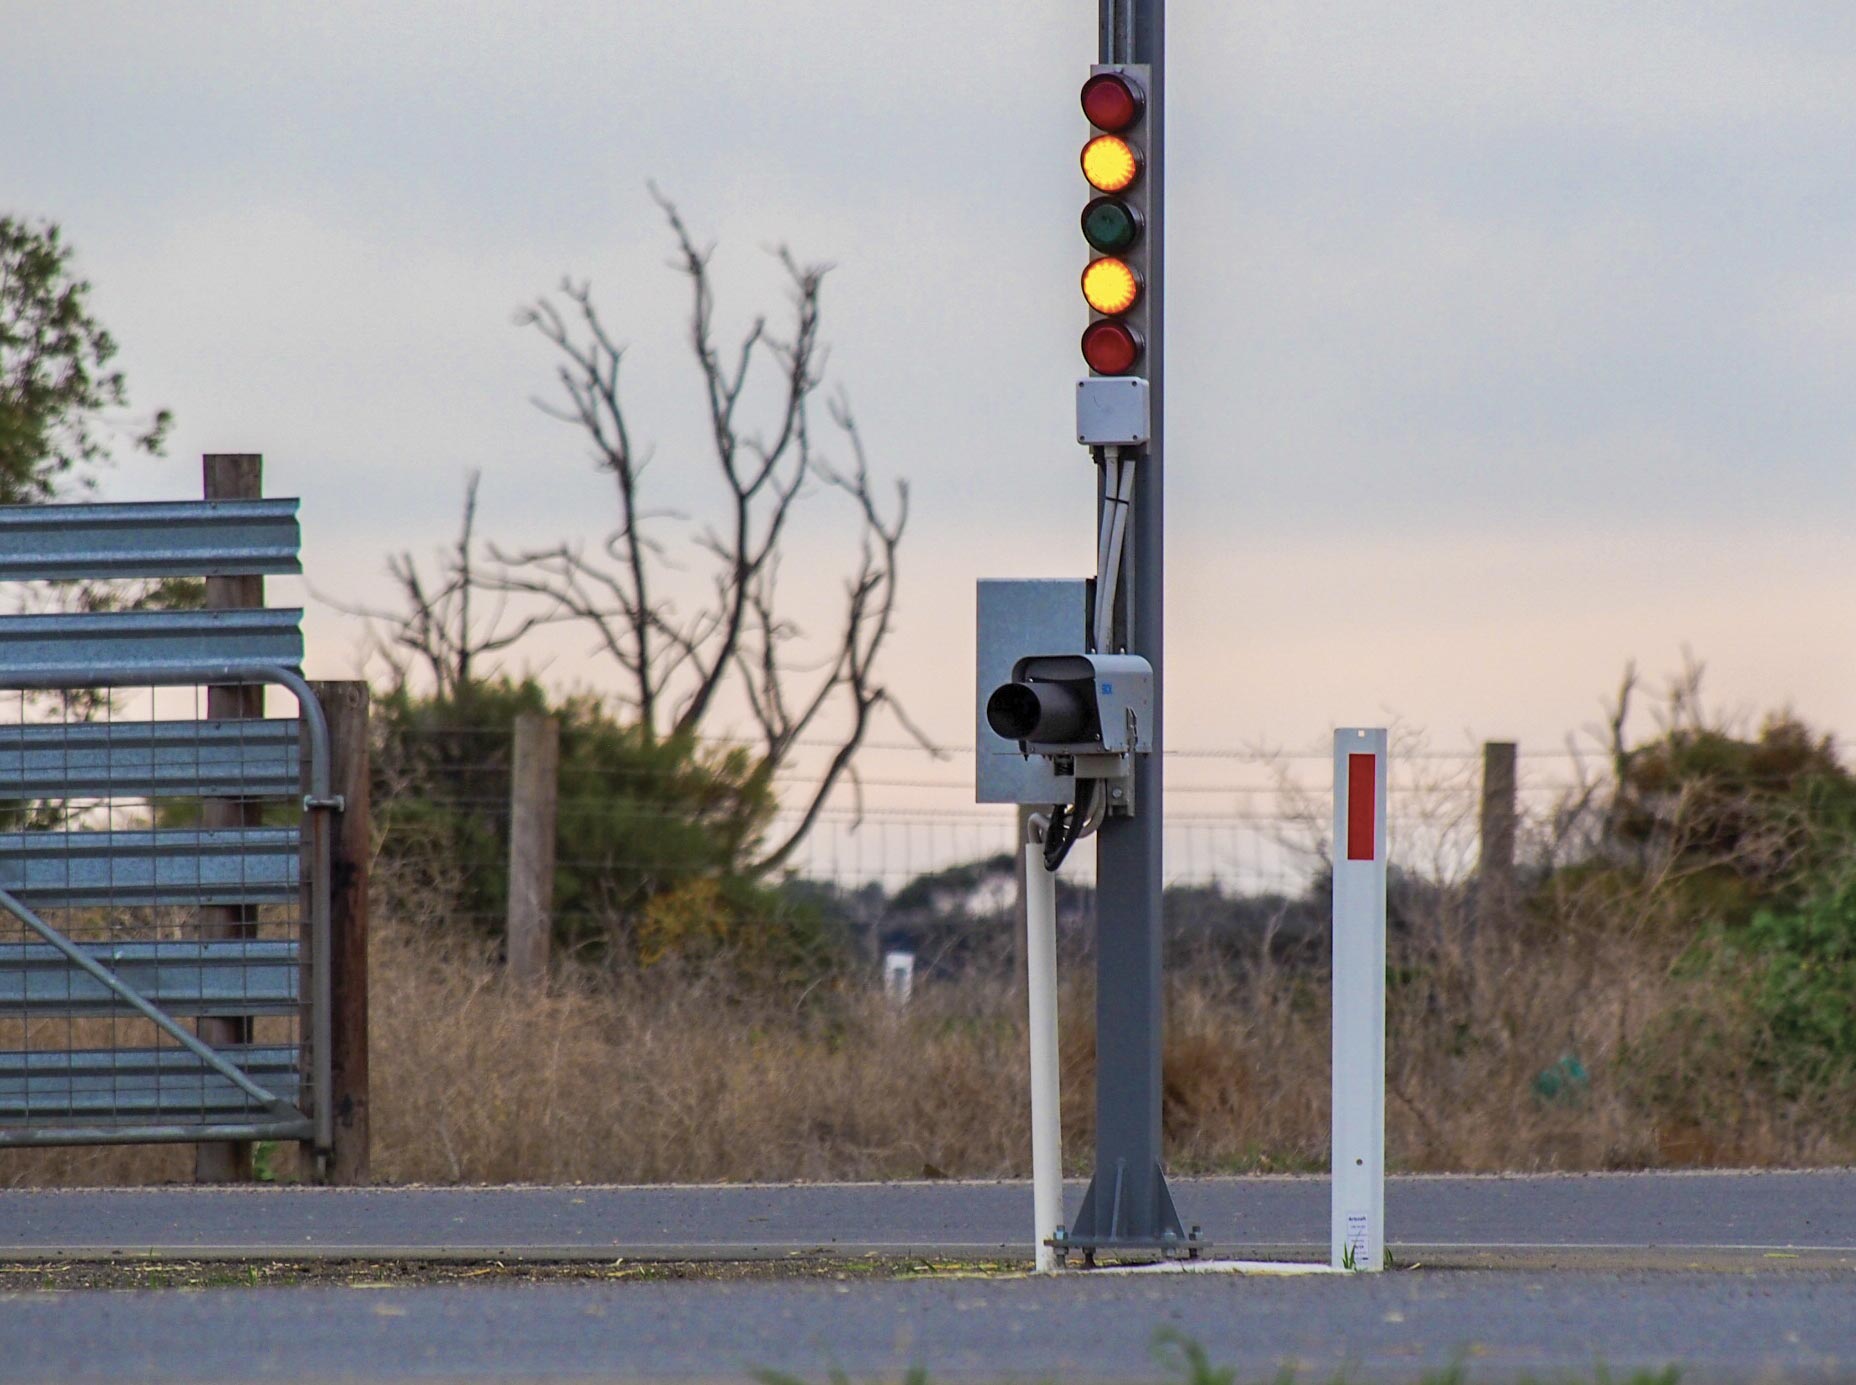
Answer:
[6,2,1853,805]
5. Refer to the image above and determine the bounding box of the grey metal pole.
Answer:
[1076,0,1188,1254]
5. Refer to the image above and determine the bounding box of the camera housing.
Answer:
[986,652,1153,766]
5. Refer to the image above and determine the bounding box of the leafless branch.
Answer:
[749,395,918,874]
[318,472,548,699]
[491,194,917,875]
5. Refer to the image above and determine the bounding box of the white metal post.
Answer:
[1024,838,1064,1272]
[1330,727,1387,1271]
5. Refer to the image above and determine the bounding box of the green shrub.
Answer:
[374,678,850,987]
[1609,713,1856,916]
[1734,875,1856,1099]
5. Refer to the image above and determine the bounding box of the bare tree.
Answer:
[481,191,922,873]
[324,471,546,701]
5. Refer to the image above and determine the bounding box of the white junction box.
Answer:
[1075,376,1150,447]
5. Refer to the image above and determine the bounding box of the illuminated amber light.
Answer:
[1081,257,1141,315]
[1081,135,1140,193]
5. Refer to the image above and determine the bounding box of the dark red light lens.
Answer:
[1081,73,1144,132]
[1081,319,1143,375]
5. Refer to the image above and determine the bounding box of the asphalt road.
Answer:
[3,1173,1852,1382]
[2,1269,1855,1382]
[2,1170,1852,1263]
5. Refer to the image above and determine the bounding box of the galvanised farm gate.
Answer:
[0,483,337,1164]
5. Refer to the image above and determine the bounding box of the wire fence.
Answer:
[769,742,1582,893]
[373,721,1593,959]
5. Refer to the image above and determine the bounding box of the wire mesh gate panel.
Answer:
[0,497,334,1152]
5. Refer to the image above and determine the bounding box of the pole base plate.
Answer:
[1051,1161,1204,1264]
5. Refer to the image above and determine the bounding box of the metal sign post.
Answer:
[1067,0,1188,1257]
[1330,728,1388,1270]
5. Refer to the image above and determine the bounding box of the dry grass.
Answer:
[7,866,1851,1187]
[0,1127,193,1187]
[373,918,1049,1183]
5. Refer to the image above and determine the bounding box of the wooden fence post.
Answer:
[197,453,263,1183]
[313,681,371,1184]
[1478,740,1518,928]
[506,713,559,985]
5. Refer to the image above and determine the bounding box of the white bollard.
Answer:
[882,950,915,1004]
[1024,838,1064,1273]
[1331,728,1388,1271]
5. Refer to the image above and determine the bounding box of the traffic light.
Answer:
[1079,67,1149,377]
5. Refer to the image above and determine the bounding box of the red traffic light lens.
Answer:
[1081,72,1144,132]
[1081,320,1143,375]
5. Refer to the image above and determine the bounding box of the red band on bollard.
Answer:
[1346,754,1377,861]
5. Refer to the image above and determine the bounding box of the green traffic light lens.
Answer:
[1081,196,1141,254]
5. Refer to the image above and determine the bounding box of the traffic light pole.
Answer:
[1069,0,1193,1258]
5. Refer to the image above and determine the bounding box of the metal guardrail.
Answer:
[0,493,332,1157]
[0,498,302,581]
[0,1044,301,1123]
[0,940,300,1016]
[0,828,302,908]
[0,718,303,799]
[0,609,305,682]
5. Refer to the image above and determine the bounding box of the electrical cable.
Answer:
[1041,800,1071,871]
[1043,785,1093,871]
[1072,774,1110,840]
[1094,448,1135,654]
[1106,460,1133,631]
[1094,447,1116,645]
[1074,443,1138,849]
[1093,446,1116,651]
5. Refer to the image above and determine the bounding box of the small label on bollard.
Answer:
[1345,1212,1370,1264]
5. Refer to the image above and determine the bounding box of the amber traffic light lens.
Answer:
[1081,257,1141,315]
[1081,319,1143,375]
[1081,135,1140,193]
[1081,72,1144,132]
